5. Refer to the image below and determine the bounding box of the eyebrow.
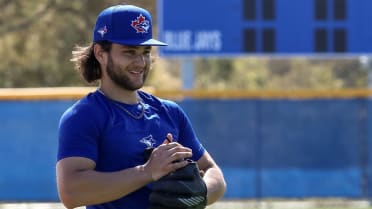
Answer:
[119,45,152,50]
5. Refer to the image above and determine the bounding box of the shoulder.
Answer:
[138,91,189,123]
[59,90,109,125]
[138,90,181,110]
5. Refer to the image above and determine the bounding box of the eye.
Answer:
[143,50,151,57]
[123,50,136,56]
[144,46,152,54]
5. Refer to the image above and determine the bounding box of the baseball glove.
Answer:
[148,160,207,209]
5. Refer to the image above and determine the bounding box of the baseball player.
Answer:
[56,4,226,209]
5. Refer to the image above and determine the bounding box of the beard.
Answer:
[106,54,148,91]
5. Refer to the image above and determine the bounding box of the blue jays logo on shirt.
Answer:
[131,14,150,33]
[140,135,156,148]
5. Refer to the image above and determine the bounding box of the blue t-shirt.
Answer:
[58,90,205,209]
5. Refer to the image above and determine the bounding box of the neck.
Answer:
[99,84,140,104]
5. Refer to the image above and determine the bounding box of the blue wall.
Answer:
[0,100,75,201]
[181,98,369,198]
[0,98,370,201]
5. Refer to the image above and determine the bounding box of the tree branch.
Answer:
[56,6,93,29]
[0,0,12,10]
[0,0,57,37]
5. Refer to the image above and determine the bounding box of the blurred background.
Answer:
[1,0,372,208]
[0,0,370,90]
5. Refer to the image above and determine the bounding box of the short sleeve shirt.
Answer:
[57,90,205,209]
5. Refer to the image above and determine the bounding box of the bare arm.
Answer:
[56,157,151,209]
[56,142,192,209]
[197,151,227,205]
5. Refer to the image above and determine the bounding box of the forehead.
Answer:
[112,43,152,51]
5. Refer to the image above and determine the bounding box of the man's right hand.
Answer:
[143,133,193,181]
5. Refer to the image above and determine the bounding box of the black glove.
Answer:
[148,160,207,209]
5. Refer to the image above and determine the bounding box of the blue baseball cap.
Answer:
[93,5,167,46]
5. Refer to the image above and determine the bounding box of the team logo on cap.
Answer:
[131,14,150,33]
[97,26,108,38]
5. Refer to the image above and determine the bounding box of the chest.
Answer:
[96,107,180,171]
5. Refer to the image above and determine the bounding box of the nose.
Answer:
[134,54,146,67]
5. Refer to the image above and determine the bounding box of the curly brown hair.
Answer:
[70,41,111,84]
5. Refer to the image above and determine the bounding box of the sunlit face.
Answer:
[106,44,152,91]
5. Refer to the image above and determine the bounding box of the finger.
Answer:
[166,133,173,143]
[167,160,189,172]
[163,133,173,144]
[158,141,191,152]
[156,142,180,151]
[168,144,192,153]
[169,151,193,162]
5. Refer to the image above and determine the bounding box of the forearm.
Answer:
[57,164,152,209]
[203,166,227,205]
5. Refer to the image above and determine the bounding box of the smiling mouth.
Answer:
[129,70,143,75]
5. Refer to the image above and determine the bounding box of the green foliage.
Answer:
[0,0,155,87]
[193,57,367,90]
[0,0,368,89]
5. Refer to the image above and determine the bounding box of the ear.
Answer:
[94,44,108,66]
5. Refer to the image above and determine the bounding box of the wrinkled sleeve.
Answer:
[166,101,205,161]
[57,103,101,163]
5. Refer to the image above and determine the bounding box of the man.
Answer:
[56,4,226,209]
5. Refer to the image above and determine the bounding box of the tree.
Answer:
[0,0,368,90]
[0,0,155,87]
